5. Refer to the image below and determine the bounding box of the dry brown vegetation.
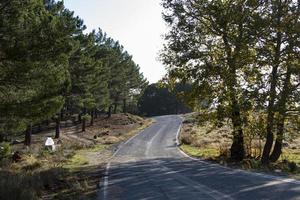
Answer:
[0,114,152,200]
[180,112,300,176]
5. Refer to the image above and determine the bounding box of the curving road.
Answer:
[99,115,300,200]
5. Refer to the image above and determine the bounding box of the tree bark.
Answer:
[94,109,98,119]
[261,3,282,164]
[222,32,245,162]
[24,124,32,146]
[269,65,292,162]
[82,108,87,132]
[107,106,112,118]
[230,97,245,161]
[60,109,64,120]
[123,99,127,113]
[55,118,60,139]
[269,116,284,162]
[90,110,94,126]
[78,113,82,123]
[113,103,118,114]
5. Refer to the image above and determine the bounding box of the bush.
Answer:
[0,171,40,200]
[82,114,91,121]
[288,161,297,173]
[0,142,11,160]
[180,133,192,145]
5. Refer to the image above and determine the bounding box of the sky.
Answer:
[64,0,167,83]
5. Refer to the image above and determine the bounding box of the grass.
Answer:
[64,144,110,170]
[281,150,300,166]
[0,114,154,200]
[65,154,89,169]
[180,112,300,178]
[180,144,219,159]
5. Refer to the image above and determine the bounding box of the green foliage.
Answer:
[138,83,191,116]
[161,0,300,162]
[0,143,11,160]
[82,114,91,121]
[0,1,147,141]
[0,0,74,136]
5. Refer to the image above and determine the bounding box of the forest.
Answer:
[161,0,300,164]
[1,0,300,199]
[0,0,148,146]
[138,83,191,116]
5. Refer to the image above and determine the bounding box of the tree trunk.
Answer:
[107,106,112,118]
[261,110,276,164]
[94,109,98,119]
[230,99,245,161]
[37,124,42,132]
[82,119,86,132]
[269,117,284,162]
[24,124,32,146]
[113,103,118,114]
[222,32,245,162]
[60,109,64,120]
[82,108,87,132]
[90,110,94,126]
[269,65,292,162]
[261,13,282,164]
[78,113,82,123]
[123,99,127,113]
[55,118,60,139]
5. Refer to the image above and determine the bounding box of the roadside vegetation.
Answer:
[161,0,300,167]
[179,112,300,177]
[138,83,191,116]
[0,1,151,199]
[0,113,152,200]
[0,0,148,146]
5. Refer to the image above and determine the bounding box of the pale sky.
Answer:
[64,0,167,83]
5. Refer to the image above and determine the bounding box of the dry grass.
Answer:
[0,114,153,200]
[180,115,232,156]
[180,112,300,177]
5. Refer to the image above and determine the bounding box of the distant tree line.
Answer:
[0,0,147,145]
[138,83,191,116]
[161,0,300,163]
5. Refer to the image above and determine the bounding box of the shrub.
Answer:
[0,171,40,200]
[180,133,192,145]
[288,161,297,173]
[0,142,11,160]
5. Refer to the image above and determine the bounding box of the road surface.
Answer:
[99,115,300,200]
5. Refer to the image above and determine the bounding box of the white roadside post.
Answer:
[45,137,55,151]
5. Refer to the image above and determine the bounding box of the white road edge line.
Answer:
[175,116,300,186]
[100,120,155,200]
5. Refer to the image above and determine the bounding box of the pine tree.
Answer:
[0,0,76,145]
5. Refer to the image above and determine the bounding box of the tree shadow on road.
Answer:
[101,157,300,200]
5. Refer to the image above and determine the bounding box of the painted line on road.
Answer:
[100,120,156,200]
[175,117,300,186]
[145,124,168,157]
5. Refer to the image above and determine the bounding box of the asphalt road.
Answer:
[99,115,300,200]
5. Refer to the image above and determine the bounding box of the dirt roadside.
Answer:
[0,114,154,200]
